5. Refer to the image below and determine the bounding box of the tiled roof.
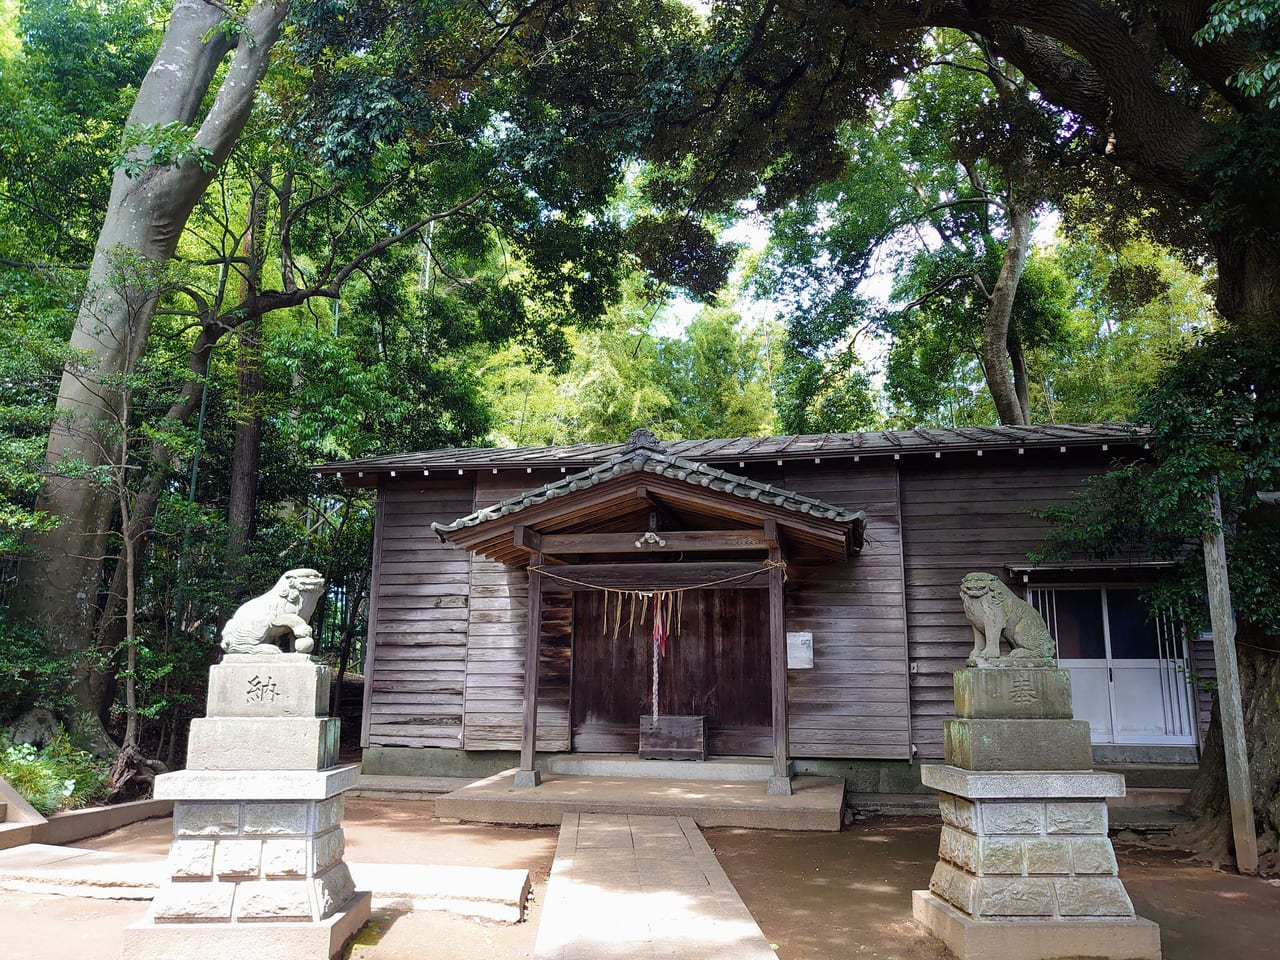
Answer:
[317,423,1144,476]
[431,432,865,539]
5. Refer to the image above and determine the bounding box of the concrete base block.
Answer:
[187,717,340,771]
[766,776,794,796]
[207,657,330,719]
[922,765,1126,800]
[944,719,1094,771]
[154,764,359,802]
[122,891,371,960]
[953,668,1074,720]
[513,769,541,788]
[349,862,530,923]
[912,890,1161,960]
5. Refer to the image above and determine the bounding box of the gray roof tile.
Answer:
[318,423,1144,475]
[431,442,865,539]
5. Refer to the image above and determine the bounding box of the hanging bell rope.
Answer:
[652,633,661,724]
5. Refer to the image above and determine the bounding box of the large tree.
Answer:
[18,0,707,742]
[649,2,1278,330]
[754,33,1073,426]
[22,0,288,739]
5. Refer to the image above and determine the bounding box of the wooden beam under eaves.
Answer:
[513,525,542,554]
[539,529,771,555]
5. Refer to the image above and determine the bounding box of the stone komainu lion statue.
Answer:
[221,568,326,655]
[960,572,1056,664]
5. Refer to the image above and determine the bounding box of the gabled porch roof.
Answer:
[431,430,865,566]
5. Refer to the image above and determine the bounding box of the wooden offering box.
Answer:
[639,715,707,760]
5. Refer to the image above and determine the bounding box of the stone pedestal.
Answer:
[914,668,1160,959]
[124,654,370,960]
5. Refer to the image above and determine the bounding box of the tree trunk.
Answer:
[227,173,270,569]
[1173,642,1280,875]
[19,1,289,730]
[982,201,1033,425]
[1213,234,1280,331]
[1007,323,1031,424]
[227,317,263,565]
[330,566,369,719]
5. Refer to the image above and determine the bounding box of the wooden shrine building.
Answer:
[319,425,1212,795]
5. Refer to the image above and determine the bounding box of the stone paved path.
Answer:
[533,813,778,960]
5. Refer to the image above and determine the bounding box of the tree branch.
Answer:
[897,271,971,312]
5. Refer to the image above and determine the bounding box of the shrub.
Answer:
[0,736,110,815]
[0,616,73,727]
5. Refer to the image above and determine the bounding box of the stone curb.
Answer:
[0,845,529,923]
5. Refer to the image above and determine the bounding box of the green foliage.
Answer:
[278,0,700,305]
[115,121,215,178]
[0,616,72,725]
[1197,0,1280,108]
[0,736,109,815]
[0,0,161,264]
[772,349,880,435]
[0,270,77,557]
[881,246,1071,426]
[650,307,775,439]
[1041,325,1280,639]
[627,215,737,303]
[1195,115,1280,247]
[482,289,778,444]
[755,34,1075,427]
[1040,232,1214,422]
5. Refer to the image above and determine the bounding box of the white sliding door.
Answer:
[1028,587,1195,746]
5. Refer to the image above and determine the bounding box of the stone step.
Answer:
[847,793,940,817]
[545,754,773,781]
[1108,787,1190,810]
[0,821,35,851]
[349,775,475,800]
[436,770,845,831]
[349,862,529,923]
[1109,799,1192,833]
[0,844,530,921]
[1098,763,1199,790]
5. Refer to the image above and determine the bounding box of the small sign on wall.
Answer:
[786,631,814,669]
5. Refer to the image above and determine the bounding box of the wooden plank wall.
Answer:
[782,460,912,759]
[461,471,571,751]
[1190,633,1217,744]
[365,480,473,748]
[899,453,1105,758]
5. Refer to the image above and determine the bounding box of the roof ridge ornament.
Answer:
[620,428,665,454]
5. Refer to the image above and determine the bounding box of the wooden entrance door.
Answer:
[570,589,772,755]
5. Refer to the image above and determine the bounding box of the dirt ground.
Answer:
[3,799,1278,960]
[706,818,1280,960]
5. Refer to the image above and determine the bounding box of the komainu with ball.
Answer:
[221,568,326,655]
[960,572,1056,666]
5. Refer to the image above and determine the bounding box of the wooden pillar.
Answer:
[516,549,543,787]
[1203,482,1258,872]
[766,522,791,795]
